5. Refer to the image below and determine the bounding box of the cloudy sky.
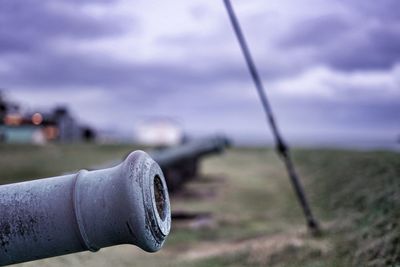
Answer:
[1,0,399,147]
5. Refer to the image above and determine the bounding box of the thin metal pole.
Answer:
[223,0,320,234]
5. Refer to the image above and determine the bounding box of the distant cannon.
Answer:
[0,151,171,266]
[150,136,231,192]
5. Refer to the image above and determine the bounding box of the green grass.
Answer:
[295,150,400,267]
[0,144,136,184]
[0,145,399,266]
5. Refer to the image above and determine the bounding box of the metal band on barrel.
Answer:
[73,169,99,252]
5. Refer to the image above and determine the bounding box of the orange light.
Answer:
[32,113,43,125]
[4,114,22,125]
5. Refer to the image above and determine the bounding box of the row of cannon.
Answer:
[0,135,230,265]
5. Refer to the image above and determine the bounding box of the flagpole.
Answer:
[222,0,320,234]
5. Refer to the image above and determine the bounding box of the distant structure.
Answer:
[0,91,96,144]
[135,118,184,147]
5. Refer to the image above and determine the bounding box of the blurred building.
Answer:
[135,118,184,147]
[0,92,96,144]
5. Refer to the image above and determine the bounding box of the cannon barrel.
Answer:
[150,136,231,191]
[151,136,230,168]
[0,151,171,266]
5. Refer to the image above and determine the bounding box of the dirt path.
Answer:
[177,229,331,265]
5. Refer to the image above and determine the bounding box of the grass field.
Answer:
[0,144,399,267]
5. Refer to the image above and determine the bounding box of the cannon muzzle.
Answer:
[0,150,171,266]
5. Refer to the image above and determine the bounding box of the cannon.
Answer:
[0,151,171,266]
[150,135,231,192]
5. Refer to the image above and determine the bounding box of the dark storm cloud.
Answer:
[0,0,126,54]
[279,15,351,48]
[322,24,400,71]
[279,5,400,71]
[1,49,250,91]
[342,0,400,22]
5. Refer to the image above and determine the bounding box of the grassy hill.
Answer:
[0,145,398,266]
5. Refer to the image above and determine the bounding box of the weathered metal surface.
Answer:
[0,150,171,266]
[150,136,231,191]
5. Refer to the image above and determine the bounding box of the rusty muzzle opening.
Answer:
[153,175,167,221]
